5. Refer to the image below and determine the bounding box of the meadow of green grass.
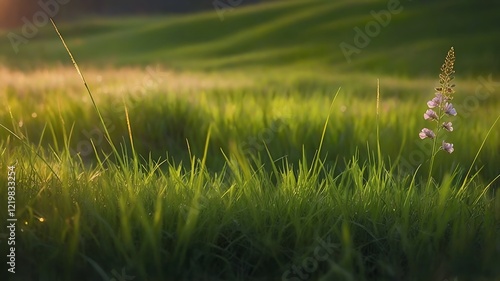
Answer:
[1,0,500,280]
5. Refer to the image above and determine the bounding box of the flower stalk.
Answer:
[420,47,457,187]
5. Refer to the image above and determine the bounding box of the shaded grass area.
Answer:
[1,134,499,280]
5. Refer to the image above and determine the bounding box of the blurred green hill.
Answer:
[0,0,498,77]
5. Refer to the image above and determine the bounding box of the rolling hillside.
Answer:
[0,0,498,77]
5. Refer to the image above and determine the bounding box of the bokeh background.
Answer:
[0,0,498,75]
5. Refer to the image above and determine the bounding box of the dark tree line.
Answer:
[65,0,262,15]
[0,0,262,27]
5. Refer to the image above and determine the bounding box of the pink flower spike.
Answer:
[427,94,443,108]
[442,141,454,153]
[444,103,457,116]
[424,109,438,121]
[442,121,453,132]
[419,128,435,139]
